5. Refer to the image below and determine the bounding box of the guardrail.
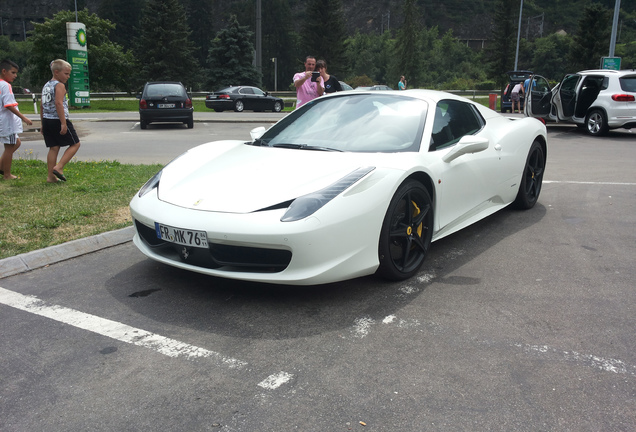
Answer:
[16,89,500,114]
[15,89,500,101]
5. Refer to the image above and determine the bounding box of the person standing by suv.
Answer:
[511,82,524,113]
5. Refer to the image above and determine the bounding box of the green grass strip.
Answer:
[0,159,162,259]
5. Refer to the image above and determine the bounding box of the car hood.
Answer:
[157,141,383,213]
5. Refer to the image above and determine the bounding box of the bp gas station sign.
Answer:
[66,22,90,107]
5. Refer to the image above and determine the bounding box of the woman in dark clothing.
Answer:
[316,60,343,94]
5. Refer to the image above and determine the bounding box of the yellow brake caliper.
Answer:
[411,201,423,238]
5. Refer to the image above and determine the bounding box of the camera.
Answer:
[311,71,320,82]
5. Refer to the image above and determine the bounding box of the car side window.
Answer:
[561,75,580,92]
[430,100,484,151]
[240,88,254,95]
[253,88,265,96]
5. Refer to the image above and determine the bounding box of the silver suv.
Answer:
[526,69,636,136]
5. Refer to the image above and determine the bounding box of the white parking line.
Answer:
[0,286,246,368]
[258,371,294,390]
[544,180,636,186]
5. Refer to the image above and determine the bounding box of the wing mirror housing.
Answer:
[442,136,489,163]
[250,126,267,141]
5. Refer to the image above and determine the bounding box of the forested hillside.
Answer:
[3,0,634,41]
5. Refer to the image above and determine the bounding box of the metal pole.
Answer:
[272,58,277,92]
[255,0,262,75]
[609,0,621,57]
[75,0,78,22]
[514,0,523,71]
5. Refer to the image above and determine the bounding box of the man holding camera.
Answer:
[293,56,324,108]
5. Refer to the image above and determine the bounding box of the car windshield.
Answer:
[258,94,427,153]
[145,84,186,98]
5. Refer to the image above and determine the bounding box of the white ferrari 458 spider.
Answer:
[130,90,547,285]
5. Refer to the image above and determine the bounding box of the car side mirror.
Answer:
[265,92,269,97]
[442,136,489,163]
[250,126,266,141]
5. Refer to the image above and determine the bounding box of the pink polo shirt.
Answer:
[294,72,324,108]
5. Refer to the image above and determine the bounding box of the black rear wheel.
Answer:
[513,140,545,209]
[378,180,433,281]
[234,100,244,112]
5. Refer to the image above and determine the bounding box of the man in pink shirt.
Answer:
[293,56,324,108]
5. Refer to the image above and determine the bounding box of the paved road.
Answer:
[19,111,286,164]
[1,120,635,431]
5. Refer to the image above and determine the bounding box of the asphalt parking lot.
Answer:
[1,118,635,431]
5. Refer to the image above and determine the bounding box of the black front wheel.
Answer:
[378,180,433,281]
[513,140,545,209]
[273,101,283,112]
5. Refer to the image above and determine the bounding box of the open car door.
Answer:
[525,74,554,120]
[553,74,581,121]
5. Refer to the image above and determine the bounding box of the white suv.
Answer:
[526,69,636,136]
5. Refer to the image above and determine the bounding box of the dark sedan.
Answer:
[355,85,394,91]
[138,81,193,129]
[205,86,284,112]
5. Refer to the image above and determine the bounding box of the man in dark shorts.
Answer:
[40,59,81,183]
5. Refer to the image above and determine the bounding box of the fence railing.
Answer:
[15,89,500,101]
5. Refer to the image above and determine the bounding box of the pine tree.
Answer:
[486,0,517,88]
[182,0,216,70]
[135,0,200,88]
[301,0,348,77]
[262,0,299,91]
[568,4,611,71]
[207,15,261,89]
[98,0,145,52]
[393,0,423,88]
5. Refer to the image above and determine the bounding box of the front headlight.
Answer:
[281,167,375,222]
[138,170,162,197]
[137,152,189,198]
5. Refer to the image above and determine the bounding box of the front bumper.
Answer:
[129,183,393,285]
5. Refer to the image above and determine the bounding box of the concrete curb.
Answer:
[0,226,135,279]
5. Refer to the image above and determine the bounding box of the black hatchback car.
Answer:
[138,82,194,129]
[205,86,284,112]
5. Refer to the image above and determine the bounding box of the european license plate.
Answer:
[155,223,208,248]
[158,103,175,108]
